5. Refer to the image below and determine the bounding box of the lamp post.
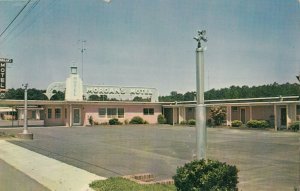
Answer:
[193,30,207,159]
[23,83,28,134]
[17,83,33,139]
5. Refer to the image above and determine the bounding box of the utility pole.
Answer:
[80,40,87,81]
[193,30,207,159]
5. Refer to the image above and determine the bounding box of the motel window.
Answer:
[99,108,124,118]
[99,108,106,118]
[47,108,52,119]
[143,108,154,115]
[118,108,124,118]
[232,107,238,112]
[107,108,117,118]
[55,108,61,119]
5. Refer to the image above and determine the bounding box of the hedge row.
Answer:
[231,120,270,128]
[88,116,151,126]
[246,120,270,128]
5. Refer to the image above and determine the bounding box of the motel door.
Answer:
[73,108,81,126]
[241,108,246,124]
[280,108,287,127]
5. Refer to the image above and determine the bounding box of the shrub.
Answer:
[144,120,149,124]
[207,119,213,127]
[180,120,187,125]
[88,116,94,126]
[246,120,270,128]
[188,119,196,126]
[157,114,167,124]
[289,121,300,132]
[231,120,242,127]
[124,119,129,125]
[173,159,238,191]
[130,116,144,124]
[109,118,122,125]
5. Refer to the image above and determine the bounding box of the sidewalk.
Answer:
[0,140,106,191]
[0,158,50,191]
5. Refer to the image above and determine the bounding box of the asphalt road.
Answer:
[1,125,299,191]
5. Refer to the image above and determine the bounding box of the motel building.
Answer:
[0,66,299,131]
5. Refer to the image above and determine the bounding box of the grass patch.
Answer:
[89,177,176,191]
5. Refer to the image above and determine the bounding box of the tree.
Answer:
[5,88,48,100]
[159,91,185,102]
[100,95,108,101]
[88,95,101,101]
[133,96,151,102]
[209,106,226,126]
[88,95,108,101]
[5,88,24,100]
[27,88,48,100]
[183,91,196,101]
[50,91,65,100]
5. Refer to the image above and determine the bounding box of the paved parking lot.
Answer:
[1,125,299,191]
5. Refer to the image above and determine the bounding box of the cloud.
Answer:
[102,0,111,3]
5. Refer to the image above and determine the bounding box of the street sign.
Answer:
[0,58,13,63]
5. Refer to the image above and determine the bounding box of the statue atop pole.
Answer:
[193,30,207,48]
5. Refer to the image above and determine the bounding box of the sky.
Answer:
[0,0,299,96]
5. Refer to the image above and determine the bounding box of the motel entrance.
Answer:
[280,107,287,128]
[73,108,81,126]
[163,108,174,125]
[240,108,246,124]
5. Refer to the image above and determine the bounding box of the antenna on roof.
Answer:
[79,40,86,81]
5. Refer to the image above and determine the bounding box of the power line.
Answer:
[0,0,32,39]
[0,0,57,48]
[0,0,40,45]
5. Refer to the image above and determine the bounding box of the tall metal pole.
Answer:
[80,40,86,81]
[17,83,33,139]
[23,83,28,134]
[194,30,207,160]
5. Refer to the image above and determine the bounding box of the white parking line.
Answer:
[0,140,106,191]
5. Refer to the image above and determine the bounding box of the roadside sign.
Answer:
[0,58,13,63]
[0,58,12,99]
